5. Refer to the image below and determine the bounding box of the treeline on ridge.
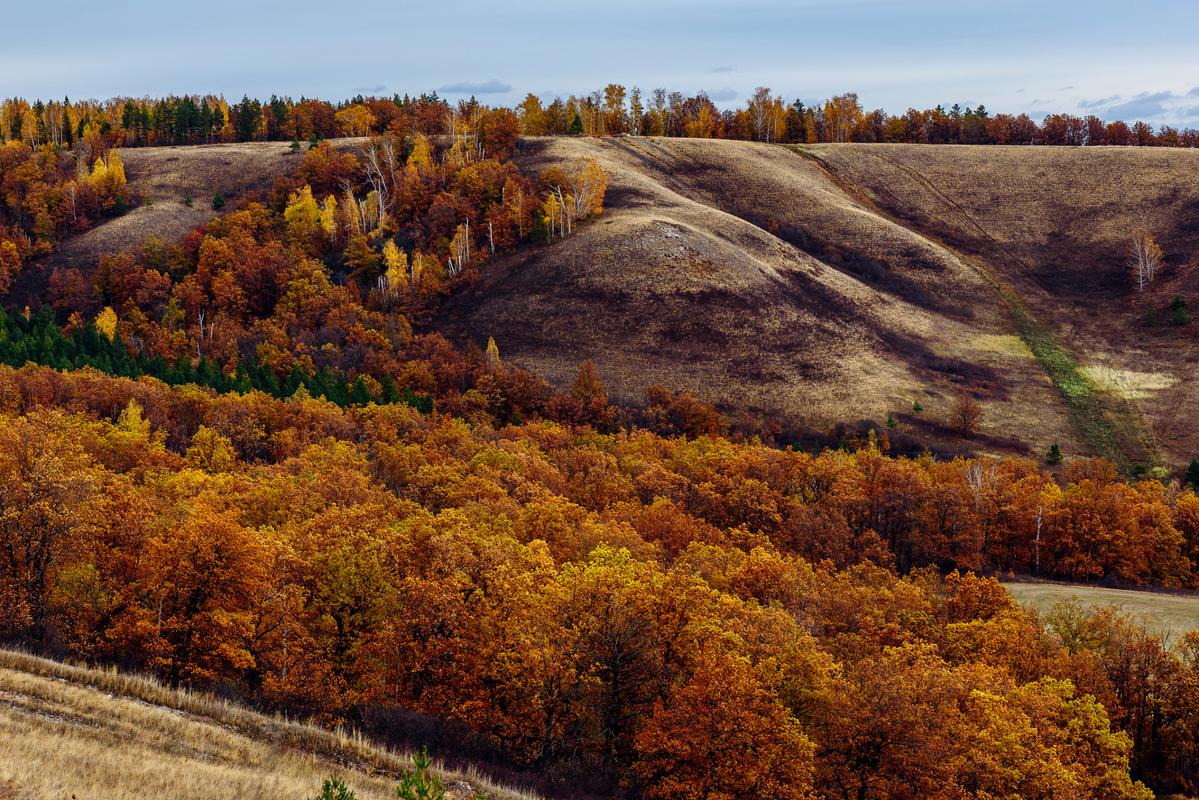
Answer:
[3,86,1197,153]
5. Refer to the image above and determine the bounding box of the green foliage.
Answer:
[1170,295,1189,326]
[568,112,584,135]
[316,776,358,800]
[290,138,302,152]
[911,400,923,413]
[885,412,897,430]
[0,307,430,412]
[396,748,445,800]
[211,192,226,211]
[1046,442,1063,465]
[1185,458,1199,488]
[182,191,194,208]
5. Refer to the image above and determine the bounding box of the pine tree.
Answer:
[396,749,445,800]
[1185,458,1199,488]
[1046,443,1063,465]
[314,776,358,800]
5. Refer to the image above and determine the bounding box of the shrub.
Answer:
[211,193,225,211]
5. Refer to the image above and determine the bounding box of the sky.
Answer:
[4,0,1199,126]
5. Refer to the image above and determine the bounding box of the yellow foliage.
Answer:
[319,195,338,243]
[381,240,407,291]
[284,185,321,246]
[95,306,118,340]
[407,133,432,171]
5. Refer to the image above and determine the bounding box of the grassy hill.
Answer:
[0,649,537,800]
[439,138,1199,467]
[18,136,1199,467]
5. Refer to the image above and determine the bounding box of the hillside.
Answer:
[16,136,1198,466]
[805,143,1199,466]
[438,138,1199,466]
[8,139,360,307]
[0,649,536,800]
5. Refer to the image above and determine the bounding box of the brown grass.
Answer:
[0,649,540,800]
[804,143,1199,468]
[437,137,1088,458]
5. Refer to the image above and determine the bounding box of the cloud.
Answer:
[707,87,738,102]
[1058,85,1076,91]
[1075,89,1199,122]
[1105,91,1176,120]
[437,79,512,95]
[353,83,387,94]
[1078,94,1120,109]
[712,65,735,73]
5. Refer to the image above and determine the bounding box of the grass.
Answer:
[1004,292,1129,465]
[0,649,540,800]
[788,143,1155,470]
[1081,365,1178,401]
[1003,580,1199,642]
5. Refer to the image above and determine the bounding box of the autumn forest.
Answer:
[2,84,1199,800]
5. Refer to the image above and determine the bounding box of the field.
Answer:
[0,649,536,800]
[1003,580,1199,641]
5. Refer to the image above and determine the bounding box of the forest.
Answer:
[2,102,1199,799]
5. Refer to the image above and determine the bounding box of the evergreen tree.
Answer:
[1186,458,1199,488]
[314,776,358,800]
[396,749,445,800]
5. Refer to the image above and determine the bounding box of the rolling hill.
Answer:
[0,649,536,800]
[439,138,1199,467]
[18,136,1198,467]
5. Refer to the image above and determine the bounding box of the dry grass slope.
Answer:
[439,137,1087,457]
[802,143,1199,466]
[0,649,540,800]
[440,138,1199,466]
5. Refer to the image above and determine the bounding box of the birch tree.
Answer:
[1129,230,1163,293]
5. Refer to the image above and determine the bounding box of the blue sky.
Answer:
[4,0,1199,125]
